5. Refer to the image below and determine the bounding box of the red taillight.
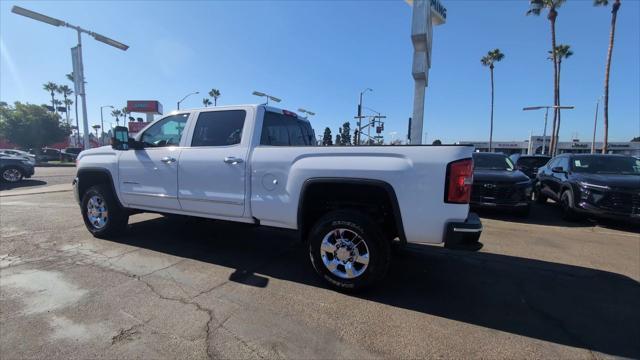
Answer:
[446,158,473,204]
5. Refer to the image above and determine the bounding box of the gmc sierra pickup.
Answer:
[74,104,482,290]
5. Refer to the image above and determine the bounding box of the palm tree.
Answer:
[92,124,101,137]
[548,44,573,146]
[208,89,221,106]
[121,107,131,123]
[66,73,81,146]
[53,99,63,116]
[595,0,622,154]
[111,109,123,126]
[57,85,73,126]
[43,82,59,113]
[527,0,566,155]
[202,98,212,107]
[481,49,505,153]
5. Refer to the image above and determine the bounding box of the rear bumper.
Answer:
[444,212,483,251]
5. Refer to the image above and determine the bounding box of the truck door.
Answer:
[178,109,248,218]
[118,113,190,210]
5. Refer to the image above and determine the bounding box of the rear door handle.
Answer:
[161,156,176,164]
[224,157,243,165]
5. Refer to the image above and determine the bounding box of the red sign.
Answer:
[128,121,150,133]
[127,100,163,114]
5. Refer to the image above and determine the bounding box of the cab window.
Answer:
[141,114,189,147]
[191,110,246,147]
[260,111,315,146]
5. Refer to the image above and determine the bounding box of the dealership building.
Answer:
[457,135,640,157]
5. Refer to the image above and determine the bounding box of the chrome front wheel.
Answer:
[86,195,109,229]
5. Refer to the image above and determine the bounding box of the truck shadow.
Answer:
[115,216,639,358]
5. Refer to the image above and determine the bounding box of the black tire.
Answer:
[560,189,581,222]
[308,210,390,292]
[81,184,129,238]
[534,188,547,204]
[1,166,24,183]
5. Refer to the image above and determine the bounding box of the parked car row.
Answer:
[470,151,640,224]
[1,147,83,164]
[0,153,35,183]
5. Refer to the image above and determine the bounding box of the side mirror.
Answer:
[112,126,130,150]
[551,166,565,173]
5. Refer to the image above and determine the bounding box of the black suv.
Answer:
[60,147,83,162]
[509,154,551,180]
[471,152,533,216]
[535,154,640,222]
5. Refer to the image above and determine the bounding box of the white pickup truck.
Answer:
[74,104,482,290]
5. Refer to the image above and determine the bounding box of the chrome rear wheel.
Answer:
[2,168,23,182]
[320,228,370,279]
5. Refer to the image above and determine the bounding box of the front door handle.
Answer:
[161,156,176,164]
[224,157,243,165]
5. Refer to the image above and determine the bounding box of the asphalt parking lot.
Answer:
[1,183,639,358]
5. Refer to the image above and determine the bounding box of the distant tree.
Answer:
[432,139,442,145]
[202,98,212,108]
[92,124,101,137]
[527,0,567,155]
[43,82,59,114]
[335,133,341,146]
[481,48,505,152]
[631,136,640,142]
[322,127,333,146]
[208,89,221,106]
[111,109,123,126]
[0,102,70,149]
[340,122,351,145]
[594,0,622,153]
[353,129,359,145]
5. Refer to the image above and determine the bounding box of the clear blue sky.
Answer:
[1,0,639,144]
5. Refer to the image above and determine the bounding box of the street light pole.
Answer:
[252,91,281,105]
[356,88,372,146]
[100,105,114,145]
[177,91,199,110]
[11,6,128,150]
[523,105,574,155]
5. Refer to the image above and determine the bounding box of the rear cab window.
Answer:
[260,111,316,146]
[191,110,246,147]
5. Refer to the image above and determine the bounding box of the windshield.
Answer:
[571,156,640,175]
[473,153,514,171]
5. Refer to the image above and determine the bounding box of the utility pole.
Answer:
[356,88,372,145]
[12,6,129,149]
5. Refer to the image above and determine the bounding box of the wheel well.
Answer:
[77,169,119,205]
[298,180,405,244]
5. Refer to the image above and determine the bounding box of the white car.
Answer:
[74,105,482,290]
[0,149,36,164]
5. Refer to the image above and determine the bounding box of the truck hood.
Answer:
[78,146,116,160]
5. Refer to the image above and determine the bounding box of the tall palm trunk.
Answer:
[214,97,217,106]
[549,10,559,155]
[74,94,80,147]
[50,92,56,115]
[602,0,621,154]
[555,59,562,145]
[489,64,495,152]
